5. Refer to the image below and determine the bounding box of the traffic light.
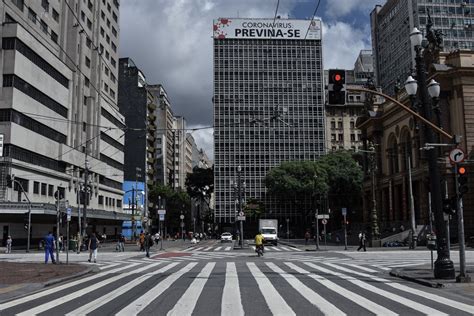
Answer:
[328,69,346,105]
[6,175,13,188]
[458,166,468,198]
[442,197,456,215]
[24,212,29,230]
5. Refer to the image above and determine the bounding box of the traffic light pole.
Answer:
[455,163,471,282]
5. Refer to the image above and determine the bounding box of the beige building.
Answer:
[357,50,474,238]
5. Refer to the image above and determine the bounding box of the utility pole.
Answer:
[82,154,89,241]
[55,186,61,263]
[237,165,244,249]
[408,156,417,249]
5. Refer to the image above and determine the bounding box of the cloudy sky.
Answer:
[119,0,385,158]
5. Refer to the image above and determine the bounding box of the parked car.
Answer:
[220,232,233,243]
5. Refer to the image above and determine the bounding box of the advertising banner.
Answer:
[213,18,321,40]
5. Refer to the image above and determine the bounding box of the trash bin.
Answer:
[69,239,77,251]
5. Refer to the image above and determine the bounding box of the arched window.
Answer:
[387,134,399,175]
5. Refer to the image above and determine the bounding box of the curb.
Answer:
[43,265,95,287]
[0,265,94,305]
[390,269,444,288]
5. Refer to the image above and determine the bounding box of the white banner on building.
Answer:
[0,134,4,157]
[213,18,321,40]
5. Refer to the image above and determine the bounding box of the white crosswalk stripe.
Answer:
[247,262,296,316]
[304,262,448,315]
[2,259,473,316]
[222,262,244,316]
[16,262,164,316]
[116,262,198,315]
[265,262,345,315]
[186,245,302,252]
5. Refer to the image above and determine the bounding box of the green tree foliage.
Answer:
[265,161,329,198]
[244,197,265,218]
[148,184,191,232]
[185,166,214,205]
[317,150,363,200]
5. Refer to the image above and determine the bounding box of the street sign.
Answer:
[180,214,185,220]
[66,207,71,221]
[158,209,166,215]
[159,214,165,221]
[239,211,245,216]
[237,216,246,221]
[449,148,465,164]
[317,214,329,219]
[321,219,328,225]
[341,208,347,216]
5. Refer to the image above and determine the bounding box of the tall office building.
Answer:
[213,18,325,226]
[371,0,474,95]
[0,0,125,244]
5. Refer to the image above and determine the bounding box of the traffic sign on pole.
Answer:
[317,214,329,219]
[159,214,165,221]
[341,208,347,216]
[449,148,465,164]
[66,207,72,222]
[158,209,166,215]
[321,218,328,225]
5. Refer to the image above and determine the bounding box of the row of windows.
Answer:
[2,38,69,88]
[99,175,122,190]
[100,153,123,171]
[4,144,66,173]
[98,194,122,207]
[3,75,68,118]
[33,181,57,196]
[100,131,124,151]
[0,109,67,144]
[101,108,125,129]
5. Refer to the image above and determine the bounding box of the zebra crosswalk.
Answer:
[186,245,302,252]
[1,259,472,315]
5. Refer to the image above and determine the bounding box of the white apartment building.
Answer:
[0,0,125,245]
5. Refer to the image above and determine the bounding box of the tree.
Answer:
[244,197,265,218]
[185,166,214,205]
[148,184,191,234]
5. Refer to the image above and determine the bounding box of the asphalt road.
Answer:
[1,240,473,315]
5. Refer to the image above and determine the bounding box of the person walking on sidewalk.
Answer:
[144,232,154,258]
[5,236,12,253]
[44,232,56,264]
[357,231,367,251]
[88,232,99,263]
[117,234,125,252]
[304,231,310,245]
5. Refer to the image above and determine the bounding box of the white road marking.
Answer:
[167,262,216,316]
[16,262,163,316]
[286,262,397,316]
[266,262,345,316]
[203,246,213,251]
[214,247,223,251]
[306,262,447,316]
[324,262,474,315]
[221,262,244,316]
[338,262,379,273]
[247,262,295,316]
[116,262,197,315]
[225,247,232,251]
[0,262,141,311]
[65,262,179,315]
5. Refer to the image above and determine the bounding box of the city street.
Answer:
[1,240,473,315]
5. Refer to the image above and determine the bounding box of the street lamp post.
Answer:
[369,144,380,243]
[405,26,455,279]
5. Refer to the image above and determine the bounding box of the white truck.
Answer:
[259,219,278,246]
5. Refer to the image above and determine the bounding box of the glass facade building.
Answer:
[371,0,474,95]
[213,18,325,225]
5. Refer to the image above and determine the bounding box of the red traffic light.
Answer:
[459,167,467,175]
[334,74,342,81]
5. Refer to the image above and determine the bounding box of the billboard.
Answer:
[213,18,321,40]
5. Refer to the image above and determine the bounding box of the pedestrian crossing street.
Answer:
[186,244,302,252]
[1,259,473,315]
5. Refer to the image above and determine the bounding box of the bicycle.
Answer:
[256,244,264,257]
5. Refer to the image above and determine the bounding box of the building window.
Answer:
[81,11,85,22]
[33,181,40,194]
[350,121,355,129]
[84,76,90,87]
[50,31,58,43]
[98,195,104,205]
[28,8,37,23]
[48,184,54,196]
[41,0,49,12]
[85,56,91,68]
[109,89,115,98]
[104,67,109,76]
[337,121,343,129]
[117,199,122,207]
[86,38,92,48]
[330,121,335,129]
[350,134,356,141]
[52,9,59,22]
[112,27,117,37]
[106,35,110,44]
[41,183,47,195]
[111,42,117,52]
[110,57,116,68]
[113,12,118,22]
[87,18,92,30]
[100,27,105,37]
[101,10,105,20]
[40,20,48,34]
[11,0,24,11]
[338,134,343,141]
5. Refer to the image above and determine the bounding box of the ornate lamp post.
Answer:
[404,25,455,279]
[368,143,380,243]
